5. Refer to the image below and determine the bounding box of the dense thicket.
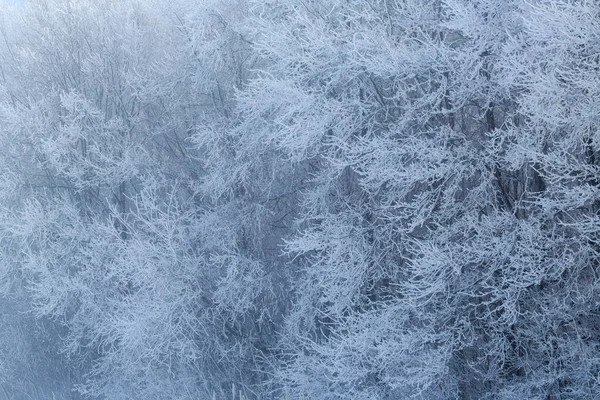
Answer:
[0,0,598,399]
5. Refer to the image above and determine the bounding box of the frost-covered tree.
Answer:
[0,0,273,398]
[234,0,600,398]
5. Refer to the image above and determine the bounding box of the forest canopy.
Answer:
[0,0,599,399]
